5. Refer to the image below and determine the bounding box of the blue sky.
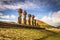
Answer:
[0,0,60,27]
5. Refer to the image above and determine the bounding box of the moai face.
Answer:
[24,10,27,15]
[28,14,31,17]
[32,15,35,18]
[18,8,22,16]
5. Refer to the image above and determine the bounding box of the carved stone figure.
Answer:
[18,8,22,24]
[28,14,31,25]
[34,19,36,26]
[23,10,27,25]
[32,15,35,26]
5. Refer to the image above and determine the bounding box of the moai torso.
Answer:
[18,8,22,24]
[23,10,27,25]
[28,14,31,25]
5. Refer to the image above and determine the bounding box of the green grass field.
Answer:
[0,27,60,40]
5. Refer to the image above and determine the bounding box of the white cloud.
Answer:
[0,14,17,22]
[52,11,60,23]
[0,12,3,16]
[0,19,16,22]
[41,10,60,27]
[10,15,16,19]
[0,14,16,19]
[0,1,39,11]
[0,19,11,22]
[0,9,17,22]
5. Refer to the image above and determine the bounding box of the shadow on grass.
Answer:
[0,26,45,30]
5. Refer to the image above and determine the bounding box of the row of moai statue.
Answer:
[18,8,38,26]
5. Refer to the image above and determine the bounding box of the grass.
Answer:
[0,27,60,40]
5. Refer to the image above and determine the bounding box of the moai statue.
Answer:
[32,15,35,26]
[37,23,40,27]
[18,8,22,24]
[28,14,31,25]
[23,10,27,25]
[37,23,38,26]
[34,19,36,26]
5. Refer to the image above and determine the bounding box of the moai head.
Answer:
[28,14,31,17]
[32,15,35,18]
[18,8,22,16]
[24,10,27,15]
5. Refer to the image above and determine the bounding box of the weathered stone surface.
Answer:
[18,8,22,24]
[34,19,36,26]
[18,9,22,14]
[32,15,35,26]
[28,14,31,25]
[23,10,27,25]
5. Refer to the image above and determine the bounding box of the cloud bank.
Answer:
[0,0,60,11]
[41,11,60,27]
[0,13,16,19]
[0,0,39,11]
[0,12,16,22]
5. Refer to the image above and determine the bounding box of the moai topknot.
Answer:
[23,10,27,25]
[18,8,22,24]
[28,14,31,25]
[32,15,35,26]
